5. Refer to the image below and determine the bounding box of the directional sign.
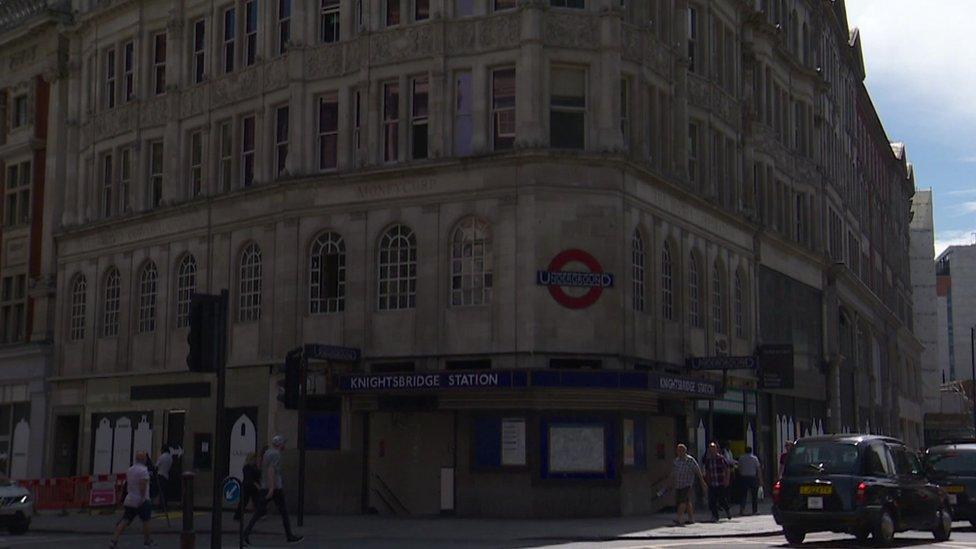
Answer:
[222,477,241,504]
[687,356,758,371]
[304,344,361,363]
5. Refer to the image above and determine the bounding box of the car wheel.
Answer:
[783,527,806,545]
[7,517,29,535]
[933,508,951,541]
[873,509,895,547]
[855,529,871,545]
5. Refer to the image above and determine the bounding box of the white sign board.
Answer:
[548,424,605,473]
[501,418,526,466]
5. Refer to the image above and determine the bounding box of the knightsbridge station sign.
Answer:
[536,249,615,309]
[337,370,722,399]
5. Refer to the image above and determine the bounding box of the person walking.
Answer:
[234,450,263,522]
[778,441,794,479]
[737,446,763,515]
[154,447,172,506]
[669,443,708,526]
[110,451,155,548]
[243,436,303,545]
[702,442,732,522]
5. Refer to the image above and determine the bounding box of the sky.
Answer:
[845,0,976,256]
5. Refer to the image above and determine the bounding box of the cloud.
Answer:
[951,202,976,216]
[846,1,976,125]
[947,189,976,196]
[935,229,976,257]
[960,156,976,164]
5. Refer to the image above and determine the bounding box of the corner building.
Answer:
[47,0,921,516]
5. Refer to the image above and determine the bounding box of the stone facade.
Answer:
[20,0,926,515]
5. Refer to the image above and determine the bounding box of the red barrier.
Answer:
[19,474,126,511]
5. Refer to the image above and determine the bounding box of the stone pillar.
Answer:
[596,3,622,152]
[827,353,843,434]
[515,3,545,148]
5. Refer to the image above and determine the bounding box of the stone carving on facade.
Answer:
[479,14,520,50]
[544,12,597,50]
[306,44,344,79]
[139,97,167,128]
[687,73,708,109]
[93,103,137,140]
[263,57,288,90]
[370,25,434,65]
[181,85,208,118]
[621,26,641,62]
[446,20,477,54]
[212,67,262,108]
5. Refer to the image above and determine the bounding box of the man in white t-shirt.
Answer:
[110,451,155,548]
[155,447,173,503]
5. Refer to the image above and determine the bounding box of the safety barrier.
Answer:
[18,474,126,511]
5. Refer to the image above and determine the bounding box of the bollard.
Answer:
[181,472,196,549]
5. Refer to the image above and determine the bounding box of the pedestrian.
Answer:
[110,451,156,548]
[243,435,303,545]
[234,450,263,522]
[669,443,708,527]
[778,441,794,479]
[702,442,732,522]
[154,446,172,505]
[737,446,763,515]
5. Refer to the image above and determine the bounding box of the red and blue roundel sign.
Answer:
[536,249,615,309]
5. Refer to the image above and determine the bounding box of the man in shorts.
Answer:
[110,451,155,548]
[670,443,708,526]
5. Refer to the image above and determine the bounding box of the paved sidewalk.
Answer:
[31,503,781,542]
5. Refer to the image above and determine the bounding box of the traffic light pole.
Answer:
[297,348,307,527]
[210,290,229,549]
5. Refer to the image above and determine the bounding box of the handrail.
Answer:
[371,473,409,516]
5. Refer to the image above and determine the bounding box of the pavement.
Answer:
[30,502,782,542]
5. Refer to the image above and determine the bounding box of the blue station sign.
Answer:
[336,370,722,399]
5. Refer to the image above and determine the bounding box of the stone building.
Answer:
[36,0,921,516]
[937,243,976,385]
[0,0,69,480]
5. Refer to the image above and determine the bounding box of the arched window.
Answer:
[137,261,158,333]
[239,243,262,322]
[102,268,121,337]
[631,229,645,312]
[378,224,417,310]
[661,241,674,320]
[688,252,701,328]
[176,254,197,327]
[734,269,746,338]
[451,218,492,306]
[712,262,726,335]
[69,274,87,341]
[309,232,346,314]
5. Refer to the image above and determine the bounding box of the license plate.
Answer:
[949,494,958,505]
[945,485,965,494]
[799,485,833,495]
[807,496,824,510]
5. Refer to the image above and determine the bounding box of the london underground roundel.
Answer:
[536,249,615,309]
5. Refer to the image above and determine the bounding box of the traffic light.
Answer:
[186,293,227,372]
[279,348,303,409]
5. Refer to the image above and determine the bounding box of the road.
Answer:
[5,525,976,548]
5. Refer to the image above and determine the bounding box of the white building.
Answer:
[33,0,923,516]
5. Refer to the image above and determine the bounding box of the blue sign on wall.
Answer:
[305,412,341,450]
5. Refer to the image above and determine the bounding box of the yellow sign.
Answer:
[944,485,965,494]
[799,485,833,495]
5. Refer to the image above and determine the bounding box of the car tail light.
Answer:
[772,480,782,504]
[856,481,867,505]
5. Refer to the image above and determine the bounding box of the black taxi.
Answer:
[773,435,951,546]
[924,439,976,528]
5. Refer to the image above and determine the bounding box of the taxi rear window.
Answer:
[785,441,859,476]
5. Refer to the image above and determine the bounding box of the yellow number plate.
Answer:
[799,485,833,495]
[945,485,965,494]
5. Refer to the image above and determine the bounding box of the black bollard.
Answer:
[181,472,196,549]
